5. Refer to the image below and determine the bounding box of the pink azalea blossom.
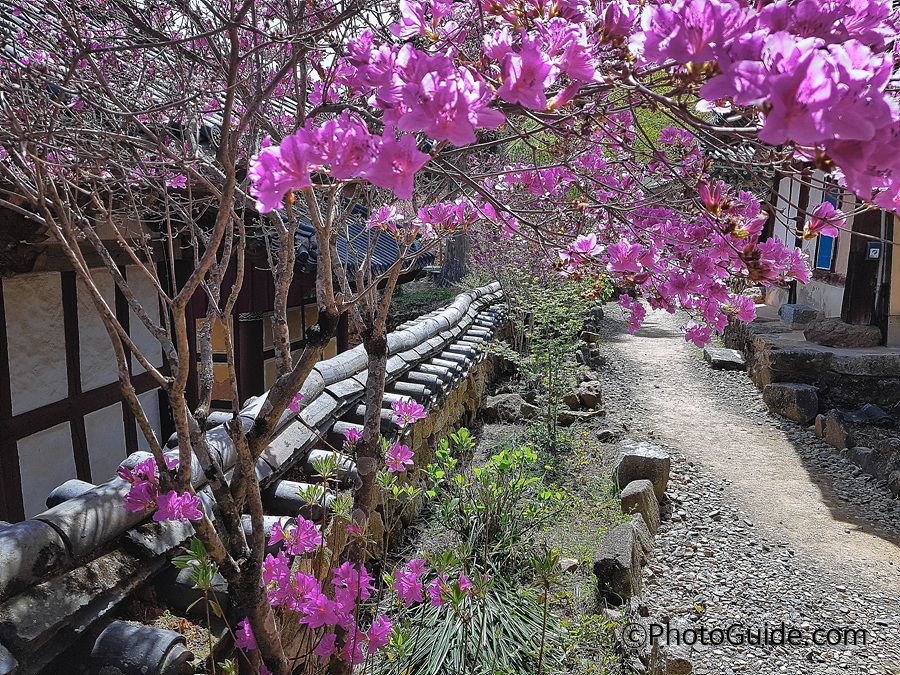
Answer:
[683,321,713,348]
[428,575,446,606]
[123,480,158,513]
[458,571,472,591]
[288,392,303,413]
[332,562,376,606]
[394,560,427,607]
[235,618,257,651]
[392,399,427,426]
[568,233,602,259]
[496,38,559,110]
[341,626,366,665]
[276,517,323,555]
[314,633,337,664]
[803,202,844,239]
[606,239,643,274]
[342,427,363,452]
[153,491,203,523]
[386,443,415,472]
[367,615,392,653]
[300,590,344,629]
[363,134,430,200]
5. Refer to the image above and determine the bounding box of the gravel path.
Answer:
[598,304,900,675]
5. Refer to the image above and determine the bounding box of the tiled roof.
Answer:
[282,202,435,276]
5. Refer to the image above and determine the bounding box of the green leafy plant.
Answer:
[380,580,563,675]
[425,433,564,577]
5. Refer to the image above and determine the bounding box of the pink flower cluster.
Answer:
[120,456,198,522]
[342,427,363,453]
[249,112,428,209]
[269,517,323,555]
[491,121,807,346]
[261,553,389,665]
[632,0,900,208]
[385,443,415,472]
[391,399,427,427]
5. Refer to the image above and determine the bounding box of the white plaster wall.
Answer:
[84,403,127,482]
[136,389,163,452]
[4,273,67,415]
[773,176,797,246]
[128,267,163,374]
[78,271,119,391]
[17,422,76,518]
[797,281,844,317]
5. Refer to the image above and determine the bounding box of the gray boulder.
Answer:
[576,380,603,409]
[804,318,882,348]
[762,383,819,424]
[621,480,660,535]
[778,304,817,328]
[482,393,527,421]
[702,347,745,371]
[614,440,670,501]
[592,523,641,604]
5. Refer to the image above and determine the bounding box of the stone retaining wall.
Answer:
[725,317,900,410]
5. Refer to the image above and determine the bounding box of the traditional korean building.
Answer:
[765,169,900,346]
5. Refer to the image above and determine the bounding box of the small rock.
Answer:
[824,411,855,450]
[577,380,603,409]
[559,558,579,573]
[482,393,527,421]
[778,303,818,328]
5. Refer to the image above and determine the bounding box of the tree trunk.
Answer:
[327,331,388,675]
[436,232,470,288]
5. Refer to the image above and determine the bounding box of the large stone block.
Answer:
[702,347,745,371]
[592,523,641,604]
[620,480,660,535]
[824,411,854,450]
[804,318,882,348]
[481,393,527,421]
[778,304,817,327]
[762,383,819,424]
[613,440,670,501]
[576,380,603,409]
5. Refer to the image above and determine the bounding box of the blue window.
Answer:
[816,235,834,270]
[815,180,840,270]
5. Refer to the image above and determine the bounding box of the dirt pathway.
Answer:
[598,304,900,674]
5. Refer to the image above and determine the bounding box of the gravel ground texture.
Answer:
[596,303,900,675]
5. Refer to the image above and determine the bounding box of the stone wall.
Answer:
[725,317,900,410]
